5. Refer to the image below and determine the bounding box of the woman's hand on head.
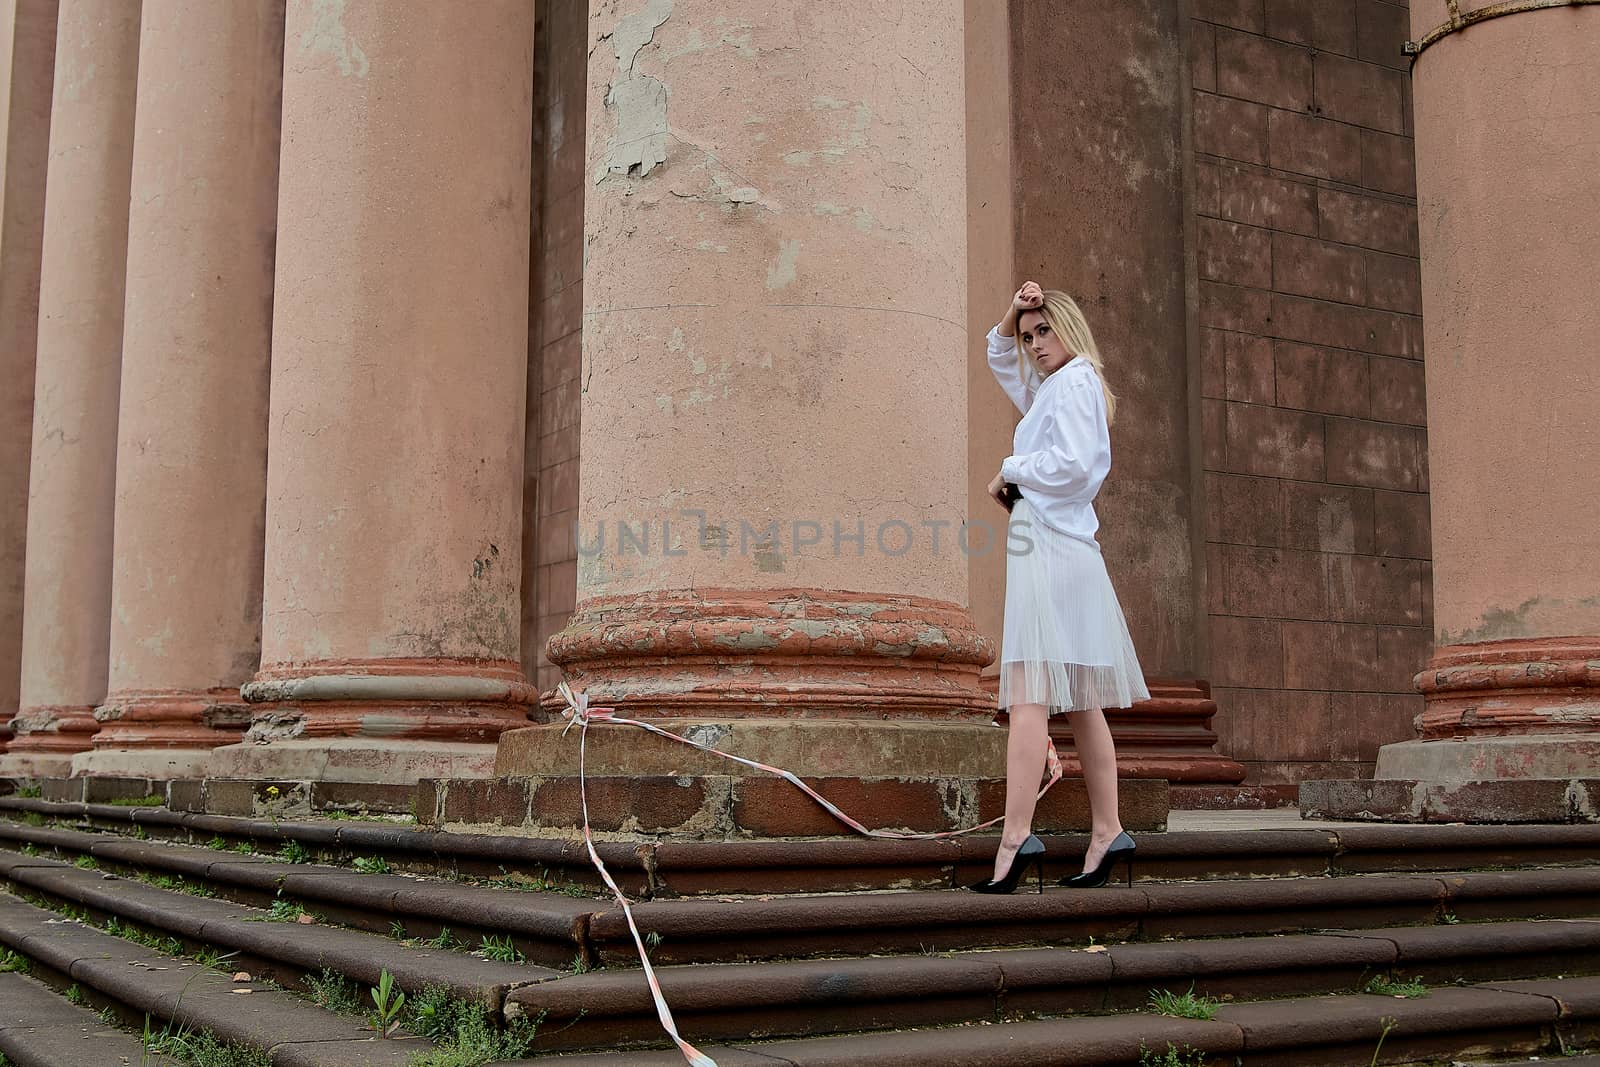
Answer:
[1011,281,1043,314]
[999,281,1042,336]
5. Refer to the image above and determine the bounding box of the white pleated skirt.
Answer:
[998,498,1151,715]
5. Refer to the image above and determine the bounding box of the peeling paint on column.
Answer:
[300,0,369,78]
[765,239,800,289]
[714,630,780,651]
[598,0,673,182]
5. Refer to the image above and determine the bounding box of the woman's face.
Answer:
[1018,310,1071,375]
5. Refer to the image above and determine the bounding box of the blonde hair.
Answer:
[1010,289,1120,424]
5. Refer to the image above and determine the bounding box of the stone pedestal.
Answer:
[0,0,57,753]
[206,4,537,785]
[73,0,284,780]
[1302,2,1600,822]
[0,0,140,778]
[471,717,1170,837]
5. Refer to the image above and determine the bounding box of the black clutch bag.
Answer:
[1000,482,1022,512]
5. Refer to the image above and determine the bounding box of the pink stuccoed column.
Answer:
[71,1,284,780]
[1369,3,1600,792]
[0,0,57,754]
[207,3,536,785]
[545,0,986,717]
[0,0,139,778]
[498,0,1007,795]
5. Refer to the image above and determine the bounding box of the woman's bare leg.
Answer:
[992,702,1050,882]
[1069,706,1124,874]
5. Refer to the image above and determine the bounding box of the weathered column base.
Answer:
[70,748,214,780]
[458,716,1169,837]
[208,738,503,784]
[0,753,74,778]
[206,658,534,785]
[1300,776,1600,823]
[70,687,251,779]
[1412,637,1600,739]
[1302,638,1600,823]
[542,590,996,722]
[498,717,1011,778]
[0,703,99,777]
[420,773,1171,838]
[1375,733,1600,781]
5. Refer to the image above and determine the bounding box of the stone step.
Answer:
[9,807,1600,1057]
[9,814,1600,969]
[0,818,596,967]
[7,794,1600,1061]
[523,978,1600,1065]
[0,850,559,1009]
[0,891,429,1065]
[0,971,184,1067]
[8,795,1600,895]
[588,866,1600,965]
[499,919,1600,1054]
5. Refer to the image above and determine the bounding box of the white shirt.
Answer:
[986,325,1112,545]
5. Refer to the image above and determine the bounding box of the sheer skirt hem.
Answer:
[997,660,1149,715]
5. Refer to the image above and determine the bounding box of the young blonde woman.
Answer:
[969,280,1150,894]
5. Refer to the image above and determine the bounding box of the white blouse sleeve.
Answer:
[999,370,1111,498]
[986,325,1038,414]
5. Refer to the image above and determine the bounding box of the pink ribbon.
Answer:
[555,681,1063,1066]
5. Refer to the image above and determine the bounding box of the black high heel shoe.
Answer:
[968,834,1046,895]
[1061,831,1136,888]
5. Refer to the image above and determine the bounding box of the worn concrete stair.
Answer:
[0,892,430,1065]
[0,970,184,1067]
[2,800,1600,1063]
[6,794,1600,894]
[8,816,1600,969]
[0,819,595,967]
[530,979,1600,1066]
[0,850,555,1007]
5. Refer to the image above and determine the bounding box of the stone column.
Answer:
[0,0,57,754]
[499,0,1007,791]
[0,0,139,778]
[1368,2,1600,801]
[1007,2,1243,783]
[207,2,536,785]
[71,1,283,780]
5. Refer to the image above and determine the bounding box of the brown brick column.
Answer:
[1189,0,1430,788]
[0,0,139,778]
[1009,2,1243,784]
[1369,1,1600,796]
[72,0,283,779]
[0,0,57,754]
[206,3,537,785]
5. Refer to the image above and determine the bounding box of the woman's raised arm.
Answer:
[988,281,1044,413]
